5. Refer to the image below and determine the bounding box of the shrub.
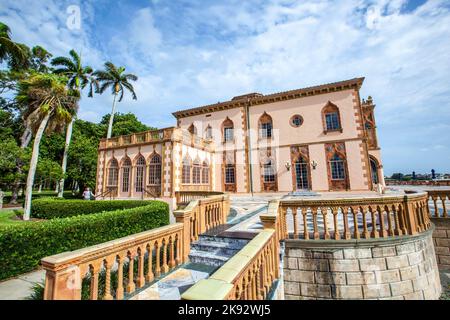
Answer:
[31,198,155,219]
[0,201,169,280]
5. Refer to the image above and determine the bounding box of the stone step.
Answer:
[197,235,250,246]
[188,249,231,268]
[188,235,250,268]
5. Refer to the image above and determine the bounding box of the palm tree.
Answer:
[94,62,137,138]
[16,73,79,220]
[0,22,28,69]
[51,49,97,198]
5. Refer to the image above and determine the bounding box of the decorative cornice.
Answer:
[172,77,365,119]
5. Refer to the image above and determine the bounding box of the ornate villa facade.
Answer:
[95,77,385,206]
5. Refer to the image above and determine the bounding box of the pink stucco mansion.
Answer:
[95,77,385,206]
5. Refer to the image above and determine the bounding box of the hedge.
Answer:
[31,198,156,219]
[0,201,169,280]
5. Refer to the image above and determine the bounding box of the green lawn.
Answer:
[0,209,29,227]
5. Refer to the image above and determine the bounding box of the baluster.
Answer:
[137,247,145,288]
[398,204,408,235]
[369,206,378,238]
[256,265,263,300]
[251,270,257,300]
[175,233,181,265]
[103,258,113,300]
[126,251,136,293]
[377,205,387,238]
[432,196,439,217]
[331,208,340,240]
[155,241,161,277]
[89,263,100,300]
[302,208,309,239]
[161,238,169,273]
[322,207,330,240]
[343,207,351,240]
[312,207,319,240]
[361,206,370,239]
[385,205,394,236]
[190,217,195,243]
[169,236,176,269]
[393,204,402,236]
[116,254,125,300]
[146,243,154,282]
[283,207,289,239]
[242,278,248,300]
[352,207,360,239]
[292,208,298,239]
[441,195,447,218]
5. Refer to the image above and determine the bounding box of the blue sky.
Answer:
[1,0,449,176]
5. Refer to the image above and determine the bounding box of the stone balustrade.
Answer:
[173,194,230,261]
[427,190,450,270]
[42,194,230,300]
[175,191,225,206]
[428,190,449,218]
[98,127,214,151]
[41,224,184,300]
[181,229,279,300]
[265,192,430,241]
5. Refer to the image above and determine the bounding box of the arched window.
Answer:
[259,112,273,139]
[107,159,119,187]
[188,124,197,136]
[182,156,192,184]
[192,158,201,184]
[222,117,234,143]
[262,159,276,182]
[329,154,345,180]
[322,102,342,132]
[135,155,146,192]
[202,161,209,184]
[121,157,131,192]
[148,154,161,185]
[205,125,213,140]
[225,164,235,184]
[370,157,379,185]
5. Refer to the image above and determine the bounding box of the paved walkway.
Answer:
[0,269,45,300]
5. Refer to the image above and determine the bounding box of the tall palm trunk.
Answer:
[23,112,51,220]
[106,92,118,139]
[57,118,74,198]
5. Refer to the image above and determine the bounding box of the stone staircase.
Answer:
[188,235,249,268]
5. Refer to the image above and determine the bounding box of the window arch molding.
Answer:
[107,158,119,187]
[147,152,162,185]
[321,101,342,133]
[192,157,202,184]
[182,155,192,184]
[188,123,197,136]
[258,112,273,139]
[120,156,132,193]
[201,160,210,185]
[222,117,234,143]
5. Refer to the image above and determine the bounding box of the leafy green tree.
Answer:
[16,73,79,220]
[94,62,138,138]
[99,112,153,137]
[35,158,63,192]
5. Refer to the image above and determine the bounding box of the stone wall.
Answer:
[283,228,441,300]
[431,218,450,270]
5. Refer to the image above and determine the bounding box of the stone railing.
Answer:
[42,193,231,300]
[428,190,449,218]
[173,194,230,261]
[175,191,225,206]
[41,224,184,300]
[182,228,279,300]
[98,127,214,151]
[386,179,450,186]
[267,192,430,241]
